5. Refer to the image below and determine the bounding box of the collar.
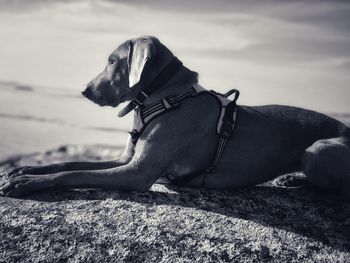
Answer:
[118,57,183,117]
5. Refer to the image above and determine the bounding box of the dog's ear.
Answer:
[127,39,156,88]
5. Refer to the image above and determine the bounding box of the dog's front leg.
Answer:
[0,152,163,197]
[4,137,136,177]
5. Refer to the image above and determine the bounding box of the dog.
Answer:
[1,36,349,198]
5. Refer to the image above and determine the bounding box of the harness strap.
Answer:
[118,58,183,117]
[168,90,239,187]
[129,86,200,144]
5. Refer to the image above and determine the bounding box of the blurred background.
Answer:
[0,0,349,160]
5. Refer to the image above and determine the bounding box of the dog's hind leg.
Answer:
[301,136,350,197]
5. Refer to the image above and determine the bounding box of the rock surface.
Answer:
[0,145,349,263]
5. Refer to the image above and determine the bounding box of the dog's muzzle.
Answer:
[82,87,93,99]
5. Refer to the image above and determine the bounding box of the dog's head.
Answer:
[82,36,175,107]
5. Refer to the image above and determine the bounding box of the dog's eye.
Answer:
[109,58,117,65]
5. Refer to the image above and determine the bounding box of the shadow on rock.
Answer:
[17,183,350,252]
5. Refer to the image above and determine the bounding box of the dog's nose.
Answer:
[82,87,92,98]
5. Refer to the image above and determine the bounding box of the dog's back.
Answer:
[247,104,349,148]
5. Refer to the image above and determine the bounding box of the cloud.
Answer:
[2,0,349,36]
[0,0,350,112]
[260,1,350,32]
[0,0,67,11]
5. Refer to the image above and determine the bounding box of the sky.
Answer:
[0,0,349,112]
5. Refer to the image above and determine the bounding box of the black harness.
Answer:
[119,58,240,187]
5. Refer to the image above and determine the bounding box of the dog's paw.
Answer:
[273,173,309,188]
[0,174,55,197]
[5,166,34,178]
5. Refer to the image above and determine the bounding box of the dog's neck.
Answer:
[140,66,198,108]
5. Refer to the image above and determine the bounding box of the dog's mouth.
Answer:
[109,98,122,108]
[82,83,125,108]
[82,93,123,108]
[82,91,107,106]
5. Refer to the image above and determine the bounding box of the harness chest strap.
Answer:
[129,84,203,144]
[128,84,240,187]
[167,89,239,187]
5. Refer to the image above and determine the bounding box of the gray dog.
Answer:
[1,36,349,198]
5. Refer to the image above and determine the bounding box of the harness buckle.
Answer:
[162,96,179,109]
[134,91,149,106]
[219,100,237,136]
